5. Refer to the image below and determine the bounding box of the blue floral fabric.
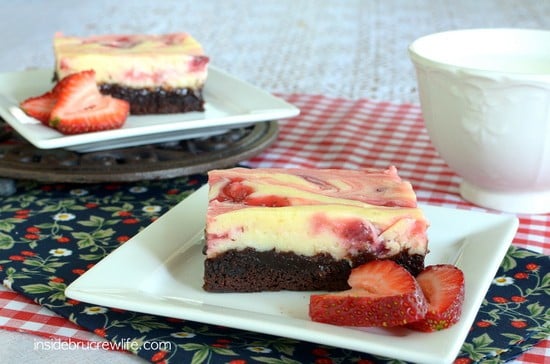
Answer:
[0,175,548,364]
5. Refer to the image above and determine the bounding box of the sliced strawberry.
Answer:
[19,72,79,124]
[50,70,102,111]
[407,264,465,332]
[50,97,129,135]
[49,70,129,134]
[309,260,427,327]
[20,91,57,125]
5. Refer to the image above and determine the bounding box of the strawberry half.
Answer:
[49,70,129,134]
[19,73,79,124]
[309,260,427,327]
[407,264,465,332]
[20,91,57,125]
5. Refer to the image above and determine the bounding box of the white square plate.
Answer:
[0,66,299,152]
[66,185,518,364]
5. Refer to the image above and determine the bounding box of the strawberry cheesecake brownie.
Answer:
[203,167,429,292]
[53,32,209,114]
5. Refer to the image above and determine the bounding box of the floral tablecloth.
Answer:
[1,94,549,363]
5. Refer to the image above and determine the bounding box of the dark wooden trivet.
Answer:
[0,121,278,183]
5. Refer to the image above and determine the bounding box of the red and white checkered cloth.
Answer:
[0,289,103,343]
[1,94,548,363]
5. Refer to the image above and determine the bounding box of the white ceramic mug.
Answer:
[409,28,550,214]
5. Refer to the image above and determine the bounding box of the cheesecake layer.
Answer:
[54,33,209,89]
[206,203,427,259]
[205,167,428,260]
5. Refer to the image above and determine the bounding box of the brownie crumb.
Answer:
[203,248,425,292]
[99,84,205,114]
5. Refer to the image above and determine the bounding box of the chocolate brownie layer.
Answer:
[203,248,425,292]
[99,84,205,115]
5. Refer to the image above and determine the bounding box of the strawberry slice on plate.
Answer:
[19,72,81,124]
[309,260,428,327]
[19,73,76,124]
[19,70,129,134]
[407,264,465,332]
[49,70,129,135]
[20,91,57,125]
